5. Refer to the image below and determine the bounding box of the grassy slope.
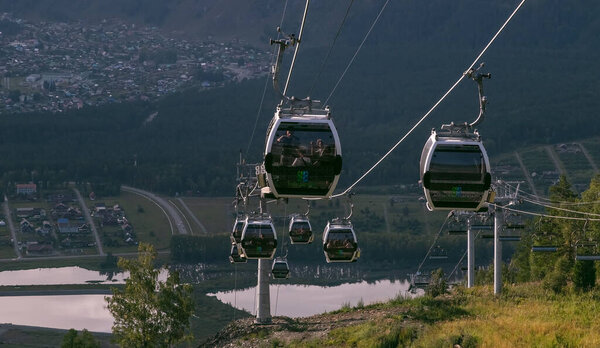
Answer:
[219,282,600,347]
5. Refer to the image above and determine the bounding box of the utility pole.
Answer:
[236,155,272,324]
[493,208,502,295]
[255,188,272,324]
[467,217,475,288]
[491,180,522,295]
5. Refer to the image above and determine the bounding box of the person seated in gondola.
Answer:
[291,225,310,241]
[310,138,331,166]
[292,147,312,167]
[343,239,354,251]
[276,130,299,165]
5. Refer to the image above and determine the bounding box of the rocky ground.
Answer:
[200,304,419,347]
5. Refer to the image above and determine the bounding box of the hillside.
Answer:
[203,282,600,347]
[1,0,599,196]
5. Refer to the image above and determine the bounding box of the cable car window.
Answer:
[231,221,244,243]
[241,223,277,259]
[267,122,338,196]
[430,145,485,180]
[243,224,275,241]
[289,220,312,243]
[325,230,356,249]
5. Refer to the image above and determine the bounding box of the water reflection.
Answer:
[0,267,127,286]
[209,279,423,317]
[0,295,113,332]
[0,266,169,286]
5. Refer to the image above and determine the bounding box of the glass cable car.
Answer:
[264,104,342,199]
[419,64,493,212]
[322,219,359,263]
[288,214,313,244]
[240,215,278,259]
[271,257,291,279]
[420,130,492,211]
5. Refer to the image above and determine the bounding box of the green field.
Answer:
[555,147,595,189]
[180,197,234,234]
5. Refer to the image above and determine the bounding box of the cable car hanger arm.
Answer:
[440,63,491,135]
[270,0,311,103]
[466,63,491,128]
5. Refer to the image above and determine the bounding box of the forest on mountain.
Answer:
[0,0,599,195]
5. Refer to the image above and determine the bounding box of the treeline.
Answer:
[169,228,498,268]
[486,175,600,292]
[1,1,600,195]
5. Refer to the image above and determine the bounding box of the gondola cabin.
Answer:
[420,131,492,211]
[288,215,313,244]
[231,218,245,244]
[229,243,247,264]
[240,216,277,259]
[271,257,290,279]
[322,220,359,263]
[264,106,342,198]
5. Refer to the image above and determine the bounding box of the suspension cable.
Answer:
[502,181,600,206]
[307,0,355,97]
[415,214,450,275]
[244,0,289,159]
[520,196,600,217]
[283,0,311,97]
[490,204,600,222]
[331,0,528,199]
[324,0,390,105]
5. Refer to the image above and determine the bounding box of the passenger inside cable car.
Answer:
[324,229,358,262]
[266,122,340,197]
[241,223,277,259]
[289,219,313,244]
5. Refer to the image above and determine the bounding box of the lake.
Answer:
[209,279,422,317]
[0,266,423,332]
[0,266,126,285]
[0,294,112,332]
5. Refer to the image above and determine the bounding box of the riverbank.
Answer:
[0,323,114,347]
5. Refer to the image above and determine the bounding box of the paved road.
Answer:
[121,185,188,235]
[169,200,194,235]
[514,151,539,197]
[177,198,208,234]
[3,196,21,259]
[73,188,105,256]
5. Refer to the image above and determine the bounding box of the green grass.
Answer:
[180,197,233,234]
[519,148,556,173]
[245,282,600,347]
